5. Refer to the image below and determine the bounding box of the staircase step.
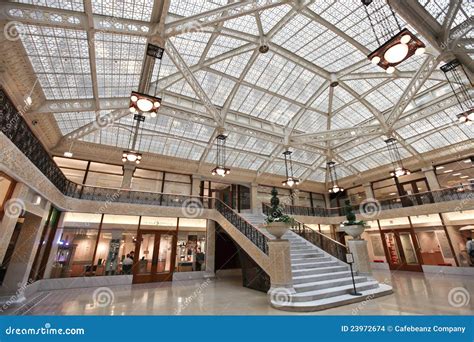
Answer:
[291,256,331,264]
[294,276,368,292]
[293,271,353,284]
[271,284,393,312]
[292,265,349,276]
[291,253,325,259]
[291,281,380,302]
[292,260,339,270]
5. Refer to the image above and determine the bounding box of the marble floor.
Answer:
[3,270,474,315]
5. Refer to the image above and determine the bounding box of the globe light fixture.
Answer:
[282,150,300,187]
[327,161,344,193]
[129,91,161,115]
[122,151,142,165]
[363,1,425,73]
[211,134,230,177]
[385,138,410,177]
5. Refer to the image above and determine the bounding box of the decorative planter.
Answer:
[342,224,366,240]
[266,222,291,239]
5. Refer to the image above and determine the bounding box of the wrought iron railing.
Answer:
[216,200,269,255]
[291,220,348,263]
[265,185,473,218]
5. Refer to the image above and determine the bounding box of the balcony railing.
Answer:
[264,185,473,218]
[291,220,348,263]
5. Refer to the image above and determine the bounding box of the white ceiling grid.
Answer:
[7,0,473,182]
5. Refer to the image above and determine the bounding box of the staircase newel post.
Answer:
[267,239,295,307]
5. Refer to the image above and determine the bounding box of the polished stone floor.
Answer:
[4,270,474,315]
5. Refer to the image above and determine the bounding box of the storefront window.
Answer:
[176,218,207,272]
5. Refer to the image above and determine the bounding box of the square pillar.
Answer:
[267,239,294,292]
[422,166,440,190]
[250,183,261,214]
[348,239,372,275]
[1,209,50,298]
[191,175,201,196]
[205,220,215,275]
[363,182,374,199]
[0,183,29,264]
[121,164,136,189]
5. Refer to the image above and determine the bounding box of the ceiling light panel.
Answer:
[92,0,154,21]
[19,25,93,100]
[12,0,84,11]
[95,32,146,98]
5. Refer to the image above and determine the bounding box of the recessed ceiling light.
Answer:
[464,159,472,163]
[443,169,453,173]
[389,192,397,195]
[452,173,462,176]
[460,176,468,179]
[436,166,444,170]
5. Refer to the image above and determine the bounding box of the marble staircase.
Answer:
[240,213,393,311]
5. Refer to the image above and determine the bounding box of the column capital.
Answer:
[421,166,435,172]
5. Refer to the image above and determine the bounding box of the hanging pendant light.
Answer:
[362,0,425,73]
[327,161,344,193]
[282,150,299,187]
[211,134,230,177]
[440,59,473,125]
[385,138,410,177]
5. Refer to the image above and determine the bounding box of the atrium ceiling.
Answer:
[0,0,473,184]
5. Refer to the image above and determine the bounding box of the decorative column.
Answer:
[250,183,261,214]
[0,183,29,264]
[363,182,375,199]
[267,239,295,295]
[121,163,135,189]
[1,205,50,298]
[205,220,215,276]
[422,166,441,190]
[191,175,201,196]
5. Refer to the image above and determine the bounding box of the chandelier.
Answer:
[211,134,230,177]
[363,0,425,74]
[440,59,473,125]
[122,151,142,164]
[282,150,299,187]
[385,138,410,177]
[129,43,164,118]
[327,161,344,193]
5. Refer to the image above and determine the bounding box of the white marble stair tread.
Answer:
[290,281,380,302]
[291,257,332,264]
[292,265,349,276]
[274,284,393,311]
[293,276,368,292]
[292,261,339,269]
[293,271,354,284]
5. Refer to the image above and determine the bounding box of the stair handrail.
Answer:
[291,220,348,263]
[215,199,269,255]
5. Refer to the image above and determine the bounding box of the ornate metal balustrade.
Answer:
[216,200,269,255]
[291,221,348,263]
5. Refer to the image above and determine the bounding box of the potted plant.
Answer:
[265,187,295,239]
[340,200,367,240]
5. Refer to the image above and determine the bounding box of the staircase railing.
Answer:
[215,199,269,255]
[291,220,348,263]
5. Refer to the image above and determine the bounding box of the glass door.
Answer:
[382,229,423,272]
[133,230,176,284]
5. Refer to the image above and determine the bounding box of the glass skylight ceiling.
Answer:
[9,0,473,182]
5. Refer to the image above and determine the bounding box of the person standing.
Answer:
[466,237,474,266]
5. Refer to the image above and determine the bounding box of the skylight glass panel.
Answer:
[272,13,311,46]
[364,90,394,112]
[206,35,248,59]
[224,15,259,35]
[209,51,253,78]
[19,25,93,100]
[417,0,450,25]
[259,4,292,33]
[280,20,327,57]
[308,169,326,182]
[92,0,154,21]
[170,32,212,65]
[13,0,84,11]
[310,89,329,112]
[291,149,320,165]
[332,87,355,112]
[225,133,276,155]
[95,32,146,98]
[166,79,198,99]
[54,110,111,135]
[168,0,227,18]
